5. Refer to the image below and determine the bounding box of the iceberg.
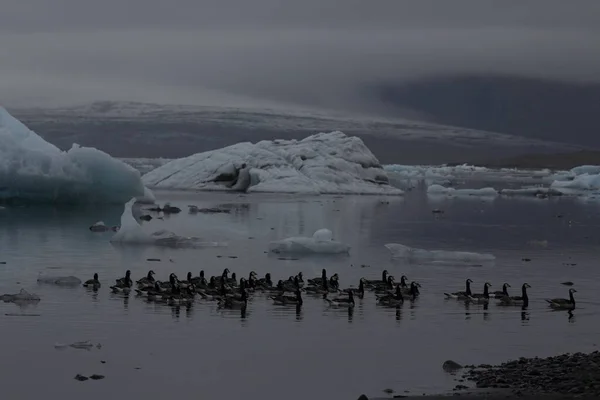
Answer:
[427,184,498,197]
[268,228,350,255]
[385,243,495,264]
[110,199,224,248]
[0,107,146,204]
[142,132,402,195]
[37,275,82,286]
[500,187,563,197]
[551,173,600,191]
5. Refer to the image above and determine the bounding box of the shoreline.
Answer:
[359,351,600,400]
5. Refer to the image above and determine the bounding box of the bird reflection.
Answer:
[395,306,403,322]
[464,301,472,320]
[295,304,303,321]
[483,302,490,321]
[568,310,575,323]
[347,306,354,322]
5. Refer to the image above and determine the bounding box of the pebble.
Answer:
[74,374,88,381]
[90,374,105,380]
[465,351,600,397]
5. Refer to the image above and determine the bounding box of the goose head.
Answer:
[199,270,205,278]
[93,273,99,281]
[523,283,531,289]
[503,283,511,289]
[297,272,303,280]
[569,288,577,294]
[187,272,192,281]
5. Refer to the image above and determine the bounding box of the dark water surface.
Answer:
[1,190,600,400]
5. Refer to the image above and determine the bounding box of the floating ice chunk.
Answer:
[313,228,333,242]
[110,199,225,248]
[500,187,563,197]
[142,132,402,195]
[269,229,350,254]
[385,243,495,264]
[551,173,600,191]
[571,165,600,176]
[0,289,41,303]
[0,107,147,204]
[54,340,96,350]
[37,275,82,286]
[427,184,498,197]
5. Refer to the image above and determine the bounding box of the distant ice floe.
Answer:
[499,187,563,197]
[110,199,224,248]
[37,275,82,286]
[142,132,402,195]
[1,289,41,303]
[385,163,555,190]
[385,243,496,264]
[427,184,498,197]
[0,107,148,204]
[268,228,350,255]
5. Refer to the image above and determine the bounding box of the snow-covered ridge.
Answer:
[0,107,147,204]
[142,131,402,195]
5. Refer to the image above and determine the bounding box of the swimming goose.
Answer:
[328,274,340,291]
[110,270,133,293]
[304,278,330,295]
[226,272,238,287]
[270,288,303,306]
[373,275,395,295]
[218,288,248,309]
[377,285,404,307]
[343,278,366,298]
[83,273,101,288]
[444,278,473,299]
[191,270,207,287]
[263,280,285,294]
[491,283,510,298]
[497,283,530,307]
[296,272,304,288]
[211,268,230,283]
[546,288,577,310]
[282,276,301,292]
[178,272,194,288]
[169,285,196,306]
[365,270,388,287]
[468,282,492,303]
[402,282,420,298]
[307,269,327,286]
[158,273,179,290]
[136,270,155,287]
[399,275,409,289]
[324,290,355,308]
[257,273,273,289]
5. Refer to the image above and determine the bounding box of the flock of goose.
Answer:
[444,278,577,310]
[81,268,578,311]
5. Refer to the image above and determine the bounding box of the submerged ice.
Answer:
[269,228,350,255]
[110,199,224,248]
[385,243,496,264]
[0,107,147,204]
[142,132,402,195]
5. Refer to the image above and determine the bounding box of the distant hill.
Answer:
[8,101,577,166]
[372,74,600,148]
[477,150,600,170]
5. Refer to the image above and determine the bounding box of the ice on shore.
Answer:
[37,275,82,286]
[142,132,402,195]
[0,107,147,204]
[268,228,350,254]
[385,243,496,264]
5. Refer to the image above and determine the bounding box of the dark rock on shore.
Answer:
[443,360,463,371]
[465,351,600,397]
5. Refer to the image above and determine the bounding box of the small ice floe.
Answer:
[0,289,41,303]
[385,243,495,264]
[37,274,82,286]
[54,340,100,351]
[268,228,350,255]
[111,199,226,248]
[188,205,199,214]
[428,184,498,197]
[89,221,110,232]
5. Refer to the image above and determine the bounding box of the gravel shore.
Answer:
[462,351,600,397]
[360,351,600,400]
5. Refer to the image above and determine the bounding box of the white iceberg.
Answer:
[110,199,224,248]
[427,184,498,197]
[385,243,495,264]
[268,228,350,255]
[0,288,41,303]
[551,173,600,191]
[0,107,146,204]
[142,131,402,195]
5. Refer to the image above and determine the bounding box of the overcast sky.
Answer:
[2,0,599,112]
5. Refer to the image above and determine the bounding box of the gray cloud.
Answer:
[1,0,600,113]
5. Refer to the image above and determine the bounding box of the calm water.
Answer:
[1,190,600,400]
